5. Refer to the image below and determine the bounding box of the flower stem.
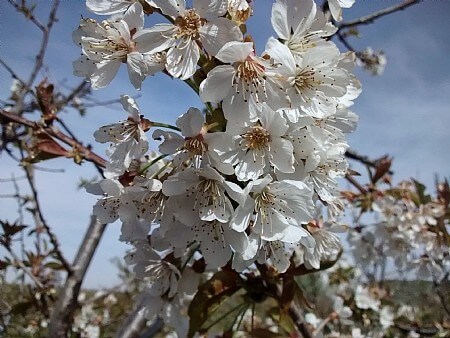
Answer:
[151,122,181,132]
[140,154,169,175]
[184,78,215,114]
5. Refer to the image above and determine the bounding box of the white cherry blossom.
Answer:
[73,3,156,89]
[94,95,149,174]
[162,165,243,223]
[200,41,286,123]
[153,107,233,173]
[271,0,336,58]
[134,0,242,79]
[207,104,294,181]
[232,175,315,242]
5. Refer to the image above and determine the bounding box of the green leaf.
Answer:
[44,261,65,270]
[188,270,241,337]
[412,179,432,205]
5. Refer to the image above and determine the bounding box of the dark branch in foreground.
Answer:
[49,216,107,338]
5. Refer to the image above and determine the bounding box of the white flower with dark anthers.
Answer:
[310,150,348,203]
[165,219,248,269]
[144,260,181,297]
[266,39,350,118]
[119,176,166,224]
[86,179,124,224]
[94,95,149,175]
[162,165,243,223]
[153,107,233,173]
[207,104,294,182]
[133,0,242,80]
[200,42,286,124]
[73,3,153,89]
[256,235,315,273]
[327,0,355,22]
[303,224,342,269]
[271,0,336,58]
[232,175,315,242]
[86,0,153,15]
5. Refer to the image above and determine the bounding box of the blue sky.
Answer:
[1,1,449,288]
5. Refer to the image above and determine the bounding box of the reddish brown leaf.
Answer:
[36,79,57,124]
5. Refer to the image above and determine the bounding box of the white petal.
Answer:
[271,1,289,40]
[200,19,243,56]
[199,65,234,103]
[152,0,186,17]
[90,60,121,89]
[127,52,146,90]
[223,226,248,253]
[270,138,295,173]
[120,95,140,120]
[152,130,184,154]
[134,25,177,53]
[166,41,199,80]
[123,2,144,32]
[87,0,131,15]
[193,0,227,19]
[215,41,254,63]
[176,107,204,137]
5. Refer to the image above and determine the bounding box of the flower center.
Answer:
[254,189,276,219]
[242,126,271,150]
[183,135,207,156]
[294,68,317,94]
[175,9,202,40]
[235,59,265,83]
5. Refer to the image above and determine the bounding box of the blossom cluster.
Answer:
[349,181,449,280]
[76,0,360,335]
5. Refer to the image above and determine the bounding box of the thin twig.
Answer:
[0,58,28,87]
[3,244,45,289]
[338,0,422,31]
[345,149,394,175]
[23,163,72,272]
[7,0,46,32]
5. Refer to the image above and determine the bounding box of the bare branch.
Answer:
[338,0,422,31]
[49,215,107,338]
[0,58,28,87]
[23,163,72,272]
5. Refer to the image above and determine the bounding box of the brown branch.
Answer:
[288,303,313,338]
[345,149,394,175]
[338,0,422,31]
[49,215,107,338]
[0,108,107,168]
[274,282,313,338]
[345,174,367,194]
